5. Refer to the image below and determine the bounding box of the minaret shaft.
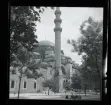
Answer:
[54,7,62,92]
[54,7,62,71]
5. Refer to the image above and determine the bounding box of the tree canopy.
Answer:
[42,78,57,92]
[10,6,54,64]
[71,74,81,90]
[10,6,55,79]
[68,17,103,89]
[10,44,43,79]
[63,80,71,91]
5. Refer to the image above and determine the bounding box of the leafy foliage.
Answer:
[71,74,81,90]
[42,78,57,92]
[10,44,43,79]
[10,6,40,63]
[63,80,71,91]
[10,6,54,64]
[10,6,54,99]
[10,6,55,79]
[68,17,103,89]
[72,61,80,70]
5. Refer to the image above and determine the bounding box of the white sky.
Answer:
[35,7,103,65]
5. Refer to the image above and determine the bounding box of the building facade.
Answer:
[10,40,78,93]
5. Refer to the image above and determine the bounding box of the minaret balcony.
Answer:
[54,18,62,23]
[54,27,62,32]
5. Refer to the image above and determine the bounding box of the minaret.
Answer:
[54,7,62,92]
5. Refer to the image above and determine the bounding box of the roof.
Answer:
[46,47,53,50]
[44,57,55,62]
[45,54,55,58]
[33,52,40,55]
[39,40,55,47]
[41,62,48,66]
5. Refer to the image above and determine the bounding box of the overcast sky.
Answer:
[35,7,103,65]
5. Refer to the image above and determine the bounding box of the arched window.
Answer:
[34,82,36,89]
[23,81,27,88]
[11,80,15,88]
[61,66,66,75]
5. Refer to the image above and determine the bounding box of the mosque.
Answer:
[10,40,79,93]
[9,7,80,94]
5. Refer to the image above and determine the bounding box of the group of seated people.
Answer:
[65,93,82,100]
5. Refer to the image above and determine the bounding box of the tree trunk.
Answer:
[17,75,22,99]
[85,91,86,96]
[17,67,23,99]
[96,91,97,95]
[48,88,50,95]
[91,48,102,99]
[95,51,102,99]
[85,90,86,96]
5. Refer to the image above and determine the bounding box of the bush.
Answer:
[71,95,82,100]
[37,90,41,93]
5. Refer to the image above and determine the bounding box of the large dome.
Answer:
[39,40,55,47]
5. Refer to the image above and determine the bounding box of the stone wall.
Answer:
[10,74,44,93]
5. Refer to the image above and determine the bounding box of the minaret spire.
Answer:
[54,7,62,92]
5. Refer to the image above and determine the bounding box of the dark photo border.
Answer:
[6,0,109,105]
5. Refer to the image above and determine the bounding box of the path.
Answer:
[9,92,100,100]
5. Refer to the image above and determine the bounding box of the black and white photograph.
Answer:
[9,6,106,100]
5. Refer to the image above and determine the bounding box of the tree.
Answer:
[71,74,81,93]
[83,83,88,96]
[63,80,71,92]
[10,6,39,63]
[42,78,57,95]
[68,17,103,96]
[79,64,95,90]
[72,61,80,70]
[26,56,43,79]
[10,44,43,99]
[10,6,54,64]
[10,43,29,99]
[10,6,55,98]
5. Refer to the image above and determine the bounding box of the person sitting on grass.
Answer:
[70,93,81,100]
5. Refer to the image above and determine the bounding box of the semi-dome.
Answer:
[39,40,55,47]
[41,62,48,66]
[46,47,53,51]
[45,54,55,58]
[33,52,40,55]
[44,56,55,62]
[40,62,48,68]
